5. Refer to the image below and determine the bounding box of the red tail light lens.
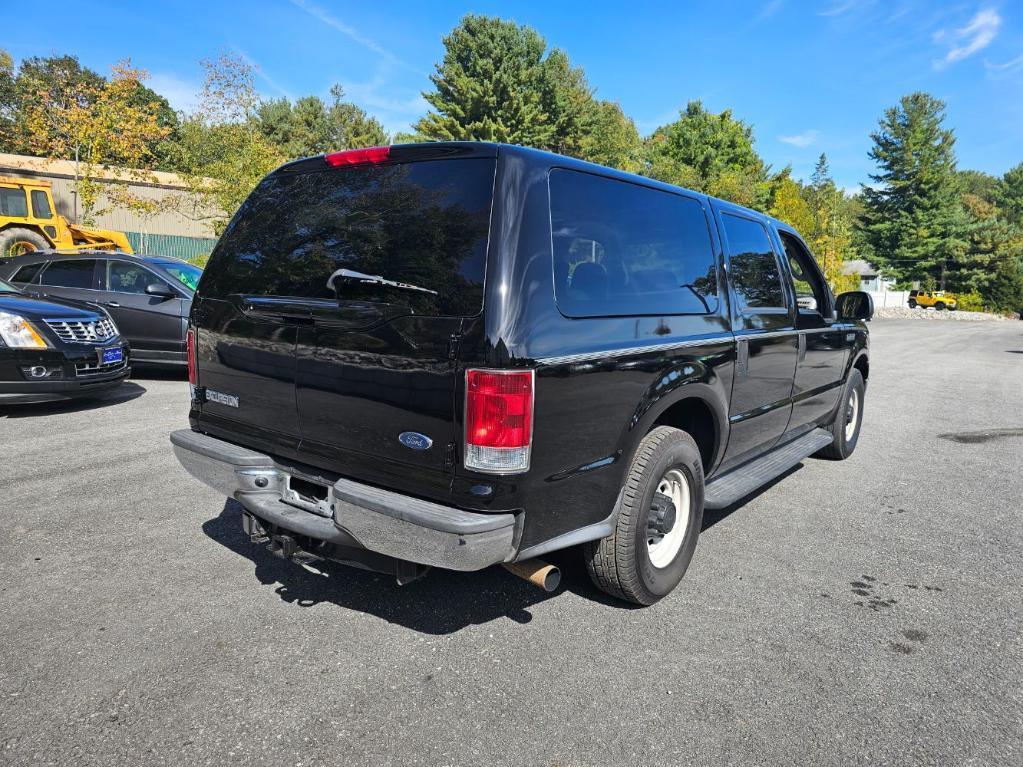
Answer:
[465,369,534,473]
[186,327,196,386]
[324,146,391,167]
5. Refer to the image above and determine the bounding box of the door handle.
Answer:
[105,301,120,307]
[798,333,807,362]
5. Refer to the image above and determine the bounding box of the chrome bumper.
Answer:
[170,429,517,571]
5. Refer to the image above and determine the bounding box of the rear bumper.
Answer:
[170,429,518,571]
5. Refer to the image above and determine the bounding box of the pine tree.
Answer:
[415,15,554,147]
[860,92,963,287]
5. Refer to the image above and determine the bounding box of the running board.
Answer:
[704,428,833,510]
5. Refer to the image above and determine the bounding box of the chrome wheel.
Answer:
[647,468,690,569]
[844,388,859,442]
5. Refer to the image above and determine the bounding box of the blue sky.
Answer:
[9,1,1023,191]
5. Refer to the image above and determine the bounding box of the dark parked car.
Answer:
[0,277,129,403]
[171,143,872,605]
[0,250,201,366]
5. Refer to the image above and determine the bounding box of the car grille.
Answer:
[75,357,127,378]
[44,317,118,344]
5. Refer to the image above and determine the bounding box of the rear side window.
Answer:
[11,262,45,284]
[39,259,97,289]
[721,215,785,310]
[0,187,28,217]
[549,169,718,317]
[201,158,496,316]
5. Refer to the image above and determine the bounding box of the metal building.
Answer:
[0,152,218,260]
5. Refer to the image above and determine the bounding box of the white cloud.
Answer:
[289,0,420,74]
[818,0,863,17]
[985,53,1023,73]
[147,72,200,113]
[934,8,1001,69]
[779,130,820,148]
[757,0,785,21]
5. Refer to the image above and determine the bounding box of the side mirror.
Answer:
[836,291,874,321]
[145,282,175,298]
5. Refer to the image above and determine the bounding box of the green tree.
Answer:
[416,15,553,146]
[256,86,387,159]
[804,153,858,291]
[998,161,1023,227]
[859,92,963,287]
[167,53,283,234]
[0,50,15,152]
[579,100,642,173]
[643,101,775,210]
[325,85,388,150]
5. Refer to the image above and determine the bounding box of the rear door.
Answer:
[35,258,100,303]
[196,147,496,489]
[96,258,187,359]
[716,207,798,470]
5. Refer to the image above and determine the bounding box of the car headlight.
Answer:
[0,310,50,348]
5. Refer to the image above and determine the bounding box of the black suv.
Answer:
[0,277,129,403]
[171,143,872,605]
[0,251,201,366]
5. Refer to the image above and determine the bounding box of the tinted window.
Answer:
[722,215,784,310]
[106,260,152,294]
[0,187,28,217]
[549,170,718,317]
[201,158,496,316]
[30,190,53,219]
[40,259,96,289]
[11,262,45,284]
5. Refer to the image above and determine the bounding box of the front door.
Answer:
[777,231,849,431]
[96,259,187,361]
[716,207,798,471]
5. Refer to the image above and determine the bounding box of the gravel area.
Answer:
[1,320,1021,766]
[875,306,1013,321]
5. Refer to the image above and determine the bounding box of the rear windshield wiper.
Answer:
[326,268,438,297]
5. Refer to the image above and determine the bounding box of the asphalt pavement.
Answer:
[1,319,1021,766]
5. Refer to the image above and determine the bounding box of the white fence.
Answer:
[867,290,910,308]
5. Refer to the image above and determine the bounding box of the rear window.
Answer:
[549,169,718,317]
[40,259,97,289]
[201,158,496,316]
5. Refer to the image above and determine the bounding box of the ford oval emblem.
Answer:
[398,431,433,451]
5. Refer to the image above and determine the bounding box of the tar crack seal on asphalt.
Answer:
[937,427,1023,444]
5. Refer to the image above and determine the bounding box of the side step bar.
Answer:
[704,428,833,510]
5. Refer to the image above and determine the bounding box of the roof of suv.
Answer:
[1,250,191,266]
[281,141,793,235]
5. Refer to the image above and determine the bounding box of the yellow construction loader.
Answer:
[0,176,133,256]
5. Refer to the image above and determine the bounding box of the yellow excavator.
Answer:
[0,176,133,256]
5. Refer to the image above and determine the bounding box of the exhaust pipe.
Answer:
[503,559,561,592]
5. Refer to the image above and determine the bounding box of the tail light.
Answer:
[324,146,390,167]
[186,327,197,387]
[464,369,534,474]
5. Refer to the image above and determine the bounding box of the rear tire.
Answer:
[935,302,946,311]
[908,299,917,308]
[584,426,704,605]
[0,227,48,257]
[817,369,865,460]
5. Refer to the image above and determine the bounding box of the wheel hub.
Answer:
[647,492,677,543]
